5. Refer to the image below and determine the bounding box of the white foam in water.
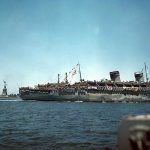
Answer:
[75,101,83,102]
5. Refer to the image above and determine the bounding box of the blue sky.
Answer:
[0,0,150,94]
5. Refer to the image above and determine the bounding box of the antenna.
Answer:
[144,62,149,83]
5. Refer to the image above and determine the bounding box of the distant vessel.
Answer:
[0,81,20,100]
[19,63,150,102]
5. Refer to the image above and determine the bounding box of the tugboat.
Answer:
[0,81,20,100]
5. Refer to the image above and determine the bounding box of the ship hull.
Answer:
[20,93,80,101]
[20,92,150,102]
[85,93,150,102]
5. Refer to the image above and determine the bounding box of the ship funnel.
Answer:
[110,71,121,82]
[134,72,144,82]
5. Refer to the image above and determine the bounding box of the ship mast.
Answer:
[58,74,60,84]
[144,62,149,83]
[65,72,68,84]
[78,63,82,82]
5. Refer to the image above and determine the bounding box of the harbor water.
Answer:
[0,100,150,150]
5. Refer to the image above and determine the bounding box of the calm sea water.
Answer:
[0,100,150,150]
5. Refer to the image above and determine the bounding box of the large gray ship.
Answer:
[19,64,150,102]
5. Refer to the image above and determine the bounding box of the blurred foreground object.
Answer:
[118,115,150,150]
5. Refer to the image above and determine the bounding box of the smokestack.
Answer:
[110,71,121,82]
[134,72,144,82]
